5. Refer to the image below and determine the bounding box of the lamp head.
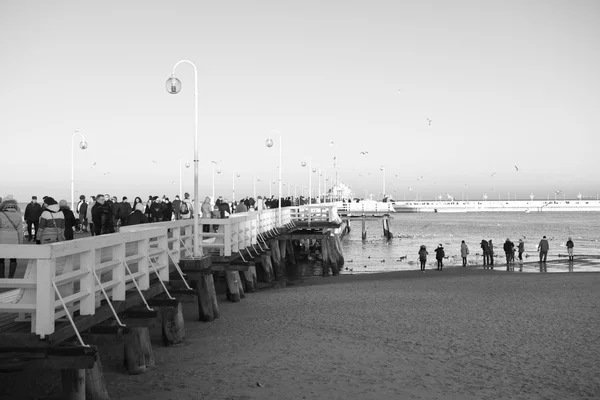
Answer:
[166,76,181,94]
[301,161,307,167]
[217,168,222,174]
[265,138,274,148]
[380,166,385,171]
[312,168,317,173]
[79,141,88,150]
[185,161,190,168]
[236,172,241,178]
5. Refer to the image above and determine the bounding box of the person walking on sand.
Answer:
[503,238,514,265]
[488,239,495,268]
[434,244,445,271]
[566,237,574,261]
[480,239,490,267]
[418,245,428,273]
[460,240,469,267]
[517,239,525,264]
[538,236,549,263]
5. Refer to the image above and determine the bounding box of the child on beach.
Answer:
[518,239,525,264]
[418,245,428,273]
[566,237,574,261]
[434,244,445,271]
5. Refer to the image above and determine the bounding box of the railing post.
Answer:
[79,250,95,315]
[138,238,150,290]
[157,232,169,281]
[35,258,56,337]
[112,243,126,301]
[224,220,232,257]
[183,224,193,258]
[172,226,181,263]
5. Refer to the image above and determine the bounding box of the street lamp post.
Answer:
[166,59,201,257]
[253,175,260,199]
[232,170,240,203]
[301,157,312,205]
[71,130,88,210]
[210,160,221,200]
[266,130,282,225]
[179,157,190,200]
[380,166,386,200]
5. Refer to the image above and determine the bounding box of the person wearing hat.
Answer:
[434,244,445,271]
[59,200,76,240]
[566,237,574,261]
[503,238,515,266]
[0,195,24,278]
[36,197,66,244]
[537,236,550,263]
[418,245,428,273]
[24,195,42,242]
[77,195,88,233]
[517,238,525,264]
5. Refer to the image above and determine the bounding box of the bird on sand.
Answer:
[426,118,432,126]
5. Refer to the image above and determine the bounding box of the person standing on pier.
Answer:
[180,193,193,219]
[117,197,132,227]
[480,239,490,267]
[126,203,149,226]
[77,195,88,233]
[37,197,65,243]
[418,245,428,273]
[488,239,495,268]
[0,196,24,278]
[435,244,445,271]
[201,196,212,232]
[537,236,549,262]
[517,239,525,264]
[566,237,574,261]
[460,240,469,267]
[172,195,181,220]
[87,196,95,236]
[58,200,76,240]
[24,195,42,241]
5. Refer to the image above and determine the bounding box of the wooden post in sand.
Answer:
[382,219,393,240]
[270,240,285,282]
[225,271,241,302]
[243,265,257,292]
[61,369,85,400]
[260,252,274,282]
[236,271,246,299]
[85,357,110,400]
[123,326,155,375]
[321,237,331,277]
[194,274,219,322]
[159,302,185,346]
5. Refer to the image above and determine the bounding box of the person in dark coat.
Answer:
[218,198,231,218]
[126,203,149,226]
[480,239,490,267]
[149,197,165,222]
[118,197,132,226]
[434,244,445,271]
[503,238,515,265]
[91,195,114,235]
[172,195,182,220]
[24,195,42,242]
[59,200,76,240]
[162,197,173,222]
[488,239,495,267]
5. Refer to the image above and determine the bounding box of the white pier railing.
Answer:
[0,204,339,338]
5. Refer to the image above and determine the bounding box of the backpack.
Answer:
[180,201,189,215]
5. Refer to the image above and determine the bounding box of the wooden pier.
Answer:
[0,203,344,399]
[337,201,396,240]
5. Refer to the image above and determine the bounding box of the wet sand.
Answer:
[2,266,600,400]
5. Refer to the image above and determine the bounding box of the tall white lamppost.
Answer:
[301,157,312,205]
[253,175,260,199]
[294,184,298,199]
[380,166,386,200]
[179,157,190,200]
[266,130,282,225]
[232,170,240,203]
[71,129,88,210]
[269,180,275,198]
[210,160,221,200]
[316,167,321,203]
[166,59,201,257]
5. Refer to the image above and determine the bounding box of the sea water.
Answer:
[341,212,600,274]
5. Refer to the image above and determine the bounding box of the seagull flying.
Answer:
[490,172,497,177]
[103,172,110,176]
[426,118,432,126]
[514,165,519,171]
[152,160,157,163]
[417,176,423,181]
[360,151,369,155]
[408,186,414,191]
[91,162,97,168]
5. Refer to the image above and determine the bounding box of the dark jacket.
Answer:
[24,202,42,223]
[126,210,149,226]
[518,242,525,253]
[566,240,574,249]
[60,206,76,240]
[150,202,165,222]
[218,202,231,218]
[118,201,132,220]
[480,240,489,253]
[434,247,445,260]
[92,202,115,233]
[162,201,173,222]
[503,241,514,253]
[77,201,88,217]
[172,199,181,214]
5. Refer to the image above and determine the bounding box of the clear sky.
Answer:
[1,0,599,203]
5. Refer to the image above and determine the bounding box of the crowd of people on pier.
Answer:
[415,236,575,274]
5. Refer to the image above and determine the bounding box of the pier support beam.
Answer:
[243,265,257,292]
[225,271,241,302]
[270,240,286,284]
[61,369,85,400]
[259,252,274,282]
[85,357,109,400]
[123,326,154,375]
[362,220,367,241]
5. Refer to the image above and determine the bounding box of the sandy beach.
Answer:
[2,267,600,400]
